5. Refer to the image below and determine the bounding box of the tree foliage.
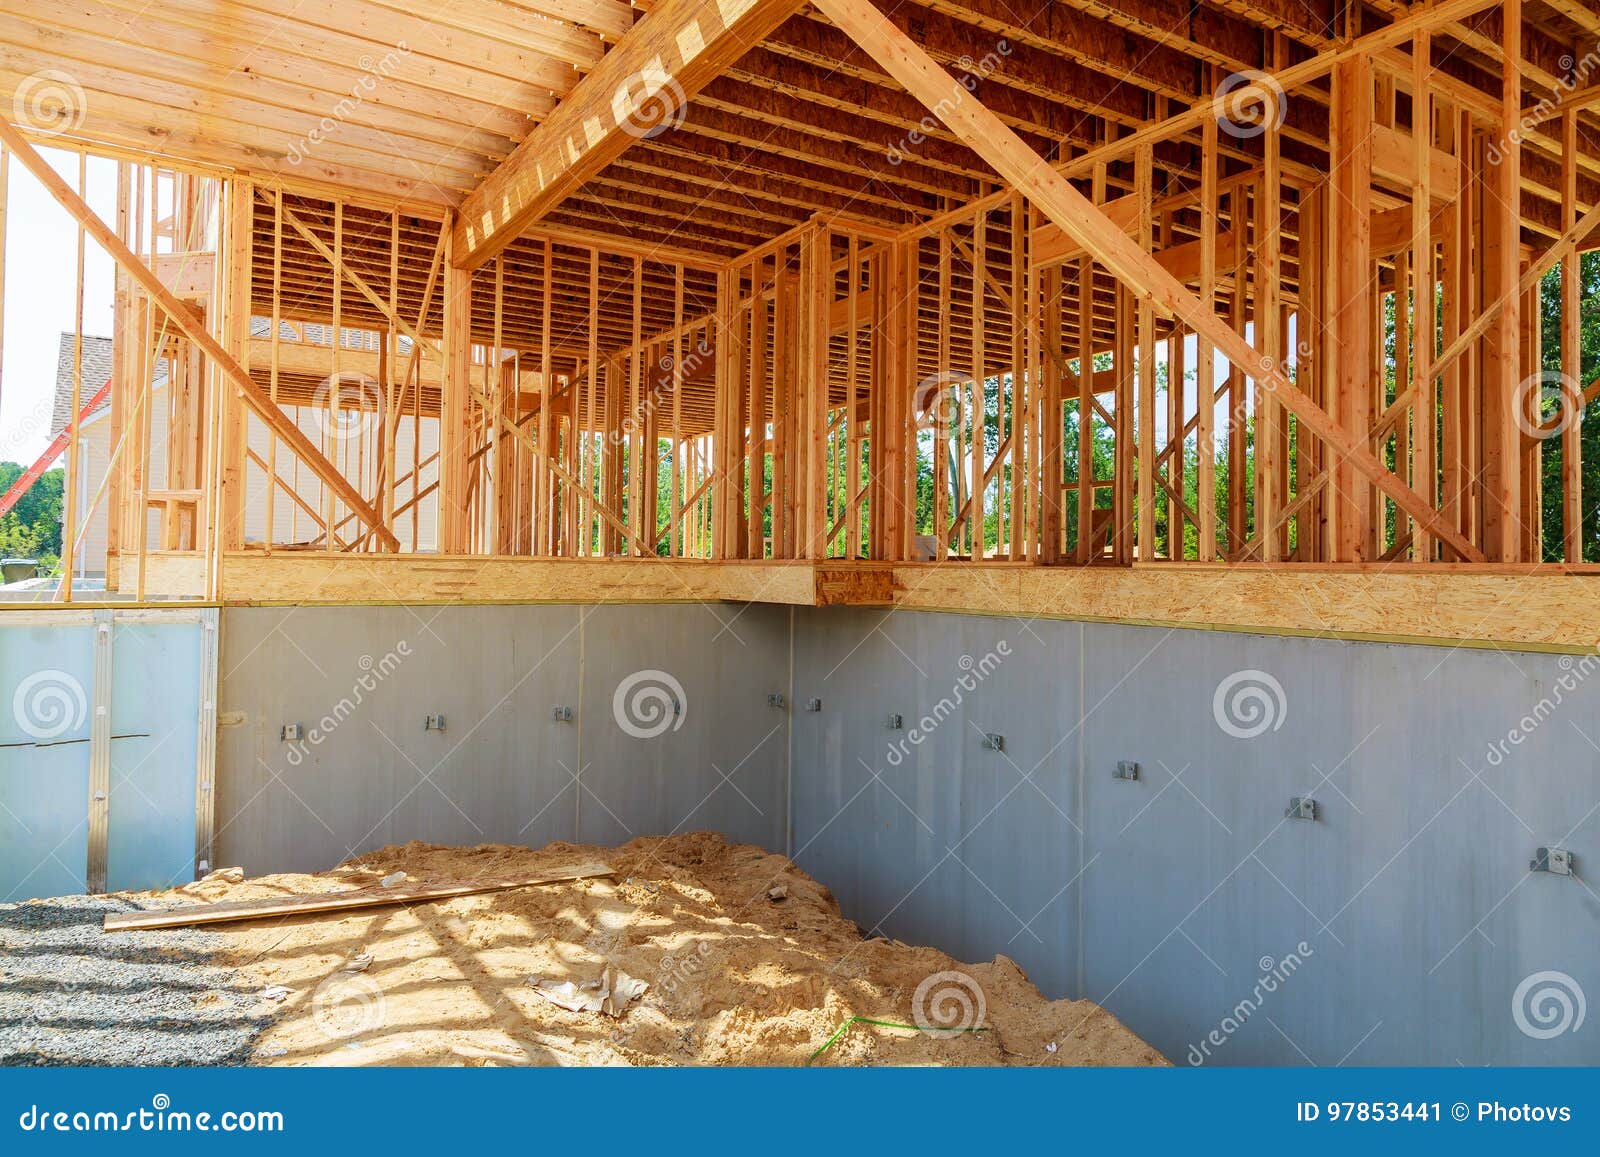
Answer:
[0,463,63,571]
[1537,251,1600,560]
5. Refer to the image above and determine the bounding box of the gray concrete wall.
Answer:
[790,608,1600,1066]
[787,610,1081,993]
[215,603,791,875]
[217,599,1600,1065]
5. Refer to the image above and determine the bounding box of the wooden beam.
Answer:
[811,0,1485,564]
[267,190,439,362]
[0,119,398,551]
[891,561,1600,653]
[103,862,616,931]
[440,224,472,554]
[1411,30,1435,562]
[1330,55,1374,560]
[453,0,804,270]
[1195,115,1217,561]
[1369,123,1460,198]
[893,0,1501,242]
[1136,143,1156,563]
[1523,81,1600,128]
[1562,108,1584,563]
[1480,0,1523,561]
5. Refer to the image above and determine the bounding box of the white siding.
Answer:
[242,408,439,552]
[63,387,169,578]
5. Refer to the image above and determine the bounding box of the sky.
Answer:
[0,146,119,467]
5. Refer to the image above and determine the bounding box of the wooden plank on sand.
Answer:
[102,862,615,931]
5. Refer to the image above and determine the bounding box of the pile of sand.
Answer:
[152,833,1164,1067]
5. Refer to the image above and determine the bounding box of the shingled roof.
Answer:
[49,333,116,439]
[48,331,190,443]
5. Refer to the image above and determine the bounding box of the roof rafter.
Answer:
[453,0,808,270]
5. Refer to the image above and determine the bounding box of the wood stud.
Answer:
[17,0,1596,600]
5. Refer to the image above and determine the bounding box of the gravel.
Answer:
[0,894,267,1066]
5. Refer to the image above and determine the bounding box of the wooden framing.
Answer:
[117,551,1600,656]
[453,0,806,269]
[0,119,399,555]
[7,0,1599,645]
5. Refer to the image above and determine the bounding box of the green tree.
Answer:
[0,463,63,571]
[1537,251,1600,561]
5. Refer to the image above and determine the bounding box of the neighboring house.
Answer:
[52,330,438,576]
[48,332,116,440]
[49,333,162,579]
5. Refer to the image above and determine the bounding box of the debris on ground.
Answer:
[115,832,1165,1067]
[529,965,647,1017]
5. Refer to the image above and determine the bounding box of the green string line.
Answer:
[807,1017,988,1064]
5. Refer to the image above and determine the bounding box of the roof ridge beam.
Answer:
[454,0,806,270]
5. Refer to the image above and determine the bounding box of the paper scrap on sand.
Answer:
[528,965,647,1017]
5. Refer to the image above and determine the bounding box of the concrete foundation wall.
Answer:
[790,608,1600,1067]
[216,601,1600,1065]
[216,603,790,875]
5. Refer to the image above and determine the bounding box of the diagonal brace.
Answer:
[0,121,398,550]
[812,0,1484,564]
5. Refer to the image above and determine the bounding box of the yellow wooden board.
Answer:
[103,861,615,931]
